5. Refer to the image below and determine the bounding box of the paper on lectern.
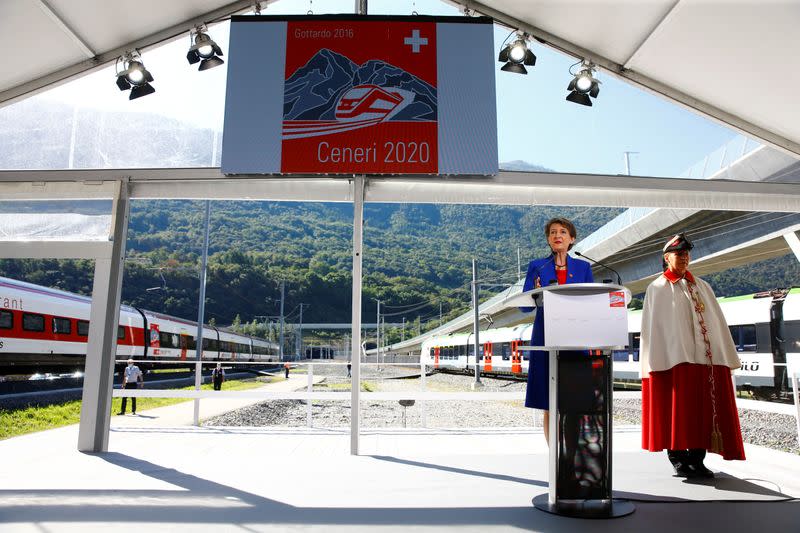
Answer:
[543,290,628,348]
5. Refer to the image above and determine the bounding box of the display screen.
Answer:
[221,15,498,176]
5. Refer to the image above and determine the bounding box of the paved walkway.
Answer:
[1,378,799,532]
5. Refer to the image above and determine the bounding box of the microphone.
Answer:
[574,251,623,285]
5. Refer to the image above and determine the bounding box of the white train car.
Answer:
[0,276,279,373]
[0,276,144,372]
[422,323,533,376]
[423,288,800,398]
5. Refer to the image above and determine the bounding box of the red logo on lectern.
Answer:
[609,291,625,307]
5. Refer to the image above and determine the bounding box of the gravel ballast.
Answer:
[204,368,800,455]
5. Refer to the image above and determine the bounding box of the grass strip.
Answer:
[0,378,270,440]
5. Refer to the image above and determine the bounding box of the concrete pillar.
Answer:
[783,231,800,263]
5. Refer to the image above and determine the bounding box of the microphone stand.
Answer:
[574,252,622,285]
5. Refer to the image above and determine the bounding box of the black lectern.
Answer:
[504,283,635,519]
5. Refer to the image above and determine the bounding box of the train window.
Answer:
[52,317,71,335]
[0,310,12,329]
[785,321,800,352]
[612,351,629,362]
[755,323,771,353]
[23,313,45,332]
[77,320,89,336]
[159,332,181,349]
[741,325,756,351]
[429,348,434,358]
[468,344,474,356]
[118,326,126,340]
[501,342,511,360]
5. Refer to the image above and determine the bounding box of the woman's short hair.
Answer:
[544,217,577,250]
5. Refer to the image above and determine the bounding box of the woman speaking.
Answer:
[522,217,593,442]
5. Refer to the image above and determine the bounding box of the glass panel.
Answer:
[0,200,112,242]
[77,320,89,336]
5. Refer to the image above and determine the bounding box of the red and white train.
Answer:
[0,276,279,374]
[422,288,800,399]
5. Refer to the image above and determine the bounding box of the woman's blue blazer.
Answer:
[521,253,594,409]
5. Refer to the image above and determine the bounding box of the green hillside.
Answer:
[1,200,797,348]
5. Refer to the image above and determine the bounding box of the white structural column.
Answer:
[350,176,365,455]
[783,231,800,263]
[77,180,130,452]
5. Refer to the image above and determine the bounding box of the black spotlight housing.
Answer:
[566,63,600,106]
[498,36,536,74]
[187,31,224,71]
[115,55,155,100]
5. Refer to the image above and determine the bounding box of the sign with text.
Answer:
[544,290,628,348]
[222,15,497,176]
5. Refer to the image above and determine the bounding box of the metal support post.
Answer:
[307,363,314,427]
[279,280,285,360]
[193,199,211,426]
[77,180,129,452]
[547,349,558,504]
[792,373,800,448]
[350,176,365,455]
[296,303,306,358]
[471,259,483,388]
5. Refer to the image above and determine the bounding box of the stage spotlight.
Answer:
[566,61,600,106]
[498,34,536,74]
[115,52,155,100]
[187,29,224,71]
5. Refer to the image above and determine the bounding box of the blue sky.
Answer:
[35,0,739,178]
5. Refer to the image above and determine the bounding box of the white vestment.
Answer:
[640,273,741,377]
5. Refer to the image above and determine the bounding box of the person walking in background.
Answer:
[640,233,745,478]
[520,217,594,444]
[284,362,290,379]
[212,363,225,391]
[118,358,143,415]
[347,361,352,378]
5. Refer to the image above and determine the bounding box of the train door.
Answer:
[484,342,492,372]
[511,340,522,374]
[434,346,440,369]
[179,334,189,360]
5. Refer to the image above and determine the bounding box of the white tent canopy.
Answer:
[2,0,799,157]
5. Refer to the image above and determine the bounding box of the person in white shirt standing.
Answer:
[118,358,143,415]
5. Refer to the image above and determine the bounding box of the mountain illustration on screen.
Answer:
[283,48,437,123]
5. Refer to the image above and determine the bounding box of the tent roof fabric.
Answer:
[1,0,799,156]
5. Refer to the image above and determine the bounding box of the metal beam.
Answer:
[77,180,130,452]
[0,241,111,260]
[2,169,800,211]
[457,1,800,158]
[36,0,95,58]
[783,231,800,264]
